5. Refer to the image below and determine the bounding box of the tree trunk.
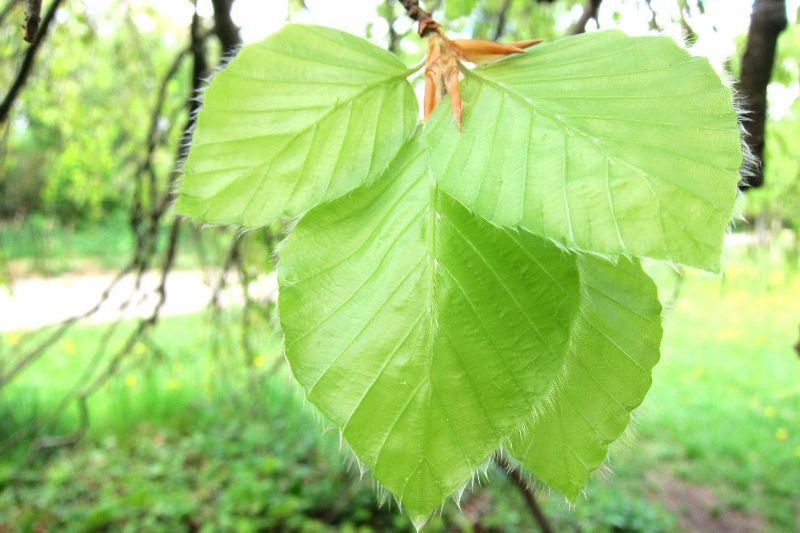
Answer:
[738,0,787,189]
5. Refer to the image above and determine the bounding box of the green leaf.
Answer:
[445,0,478,19]
[175,24,418,226]
[509,255,662,500]
[424,30,741,271]
[278,132,581,524]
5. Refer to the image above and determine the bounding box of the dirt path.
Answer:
[0,270,277,333]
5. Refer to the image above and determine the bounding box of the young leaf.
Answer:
[509,255,662,500]
[175,24,418,226]
[278,133,581,524]
[424,30,742,272]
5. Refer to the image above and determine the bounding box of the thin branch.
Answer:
[643,0,662,32]
[0,0,65,124]
[570,0,602,35]
[397,0,436,35]
[494,455,554,533]
[384,0,400,52]
[738,0,787,189]
[210,0,240,54]
[493,0,512,41]
[397,0,430,22]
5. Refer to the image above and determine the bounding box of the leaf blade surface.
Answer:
[175,24,418,226]
[509,255,662,500]
[425,30,741,271]
[278,133,581,522]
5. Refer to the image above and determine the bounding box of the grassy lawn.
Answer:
[0,216,243,276]
[0,246,798,531]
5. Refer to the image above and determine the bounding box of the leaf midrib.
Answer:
[461,68,726,214]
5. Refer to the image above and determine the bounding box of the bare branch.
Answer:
[494,455,554,533]
[0,0,65,124]
[384,0,400,52]
[210,0,241,54]
[397,0,430,22]
[493,0,512,41]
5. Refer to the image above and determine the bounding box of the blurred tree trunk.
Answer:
[738,0,787,189]
[571,0,602,34]
[210,0,241,55]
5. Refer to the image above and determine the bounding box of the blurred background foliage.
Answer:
[0,0,798,531]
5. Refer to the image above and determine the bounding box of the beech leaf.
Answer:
[424,30,742,272]
[175,24,418,226]
[509,255,662,500]
[278,133,581,524]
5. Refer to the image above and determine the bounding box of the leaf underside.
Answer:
[509,255,662,501]
[175,24,417,226]
[424,30,742,272]
[279,133,581,522]
[173,24,742,527]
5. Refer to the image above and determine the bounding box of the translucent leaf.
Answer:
[424,30,742,271]
[509,255,662,500]
[278,133,581,524]
[175,24,418,226]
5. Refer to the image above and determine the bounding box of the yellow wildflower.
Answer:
[775,428,788,441]
[61,339,76,355]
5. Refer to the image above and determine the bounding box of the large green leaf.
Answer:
[509,255,662,500]
[424,30,741,272]
[278,132,581,524]
[175,24,418,226]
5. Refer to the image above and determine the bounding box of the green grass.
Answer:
[0,246,798,531]
[0,215,243,276]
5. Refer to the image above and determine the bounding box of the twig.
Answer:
[397,0,430,22]
[0,0,65,124]
[493,0,512,41]
[571,0,602,35]
[643,0,662,32]
[384,0,400,52]
[210,0,240,54]
[494,455,554,533]
[397,0,436,35]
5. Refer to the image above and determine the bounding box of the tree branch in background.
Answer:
[571,0,602,35]
[397,0,430,22]
[23,0,42,42]
[0,0,65,125]
[494,455,554,533]
[384,0,400,52]
[738,0,787,189]
[210,0,240,55]
[397,0,437,35]
[493,0,512,41]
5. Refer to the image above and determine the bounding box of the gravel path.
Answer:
[0,270,277,333]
